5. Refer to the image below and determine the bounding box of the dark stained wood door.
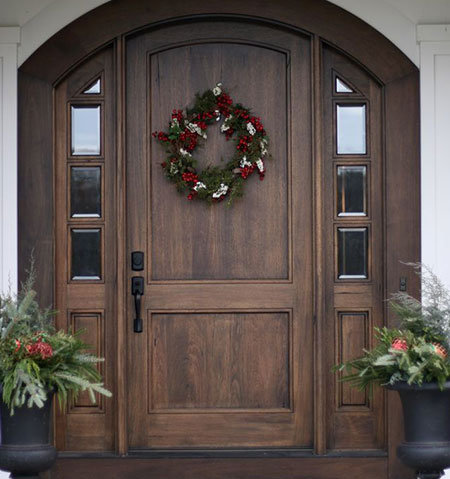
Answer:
[125,20,313,449]
[31,3,420,477]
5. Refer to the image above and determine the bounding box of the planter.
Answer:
[0,391,57,479]
[389,381,450,479]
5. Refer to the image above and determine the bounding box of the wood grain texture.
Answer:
[20,0,415,85]
[149,41,288,281]
[51,456,388,479]
[18,72,53,306]
[126,20,313,449]
[69,312,104,411]
[322,44,385,451]
[151,312,290,410]
[312,34,327,456]
[337,312,368,407]
[385,71,420,479]
[54,45,116,452]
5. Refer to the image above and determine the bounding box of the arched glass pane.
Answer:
[335,77,353,93]
[83,78,101,94]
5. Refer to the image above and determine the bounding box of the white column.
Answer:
[418,25,450,289]
[0,27,19,293]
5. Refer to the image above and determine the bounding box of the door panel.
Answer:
[126,20,313,449]
[151,312,290,410]
[149,43,289,281]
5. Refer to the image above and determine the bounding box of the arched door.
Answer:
[19,2,420,478]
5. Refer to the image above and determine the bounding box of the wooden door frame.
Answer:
[18,1,420,477]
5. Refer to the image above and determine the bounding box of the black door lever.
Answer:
[131,276,144,333]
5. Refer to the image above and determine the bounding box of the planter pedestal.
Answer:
[390,381,450,479]
[0,393,57,478]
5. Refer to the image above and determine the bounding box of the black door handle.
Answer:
[131,276,144,333]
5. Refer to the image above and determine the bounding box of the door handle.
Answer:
[131,276,144,333]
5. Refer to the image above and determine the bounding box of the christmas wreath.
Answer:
[152,83,270,203]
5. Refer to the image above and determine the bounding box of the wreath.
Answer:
[152,83,270,203]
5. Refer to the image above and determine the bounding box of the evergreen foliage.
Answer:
[335,263,450,390]
[153,84,270,204]
[0,269,111,414]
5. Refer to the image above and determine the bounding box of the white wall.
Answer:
[18,0,109,66]
[418,26,450,290]
[0,29,19,476]
[0,27,19,294]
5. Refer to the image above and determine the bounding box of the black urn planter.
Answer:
[390,381,450,479]
[0,392,57,479]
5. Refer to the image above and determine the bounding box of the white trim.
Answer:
[329,0,418,66]
[419,28,450,289]
[19,0,109,66]
[0,27,20,45]
[0,29,19,293]
[417,24,450,43]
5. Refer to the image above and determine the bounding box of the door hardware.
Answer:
[131,251,144,271]
[399,276,407,292]
[131,276,144,333]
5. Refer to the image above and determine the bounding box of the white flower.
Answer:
[220,115,233,132]
[213,83,222,96]
[170,163,179,174]
[187,122,203,136]
[193,182,206,191]
[179,148,192,157]
[256,159,265,172]
[212,183,229,198]
[246,122,256,136]
[240,156,252,168]
[215,110,221,121]
[170,118,179,128]
[260,145,268,156]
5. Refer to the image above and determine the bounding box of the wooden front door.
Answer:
[125,20,313,449]
[20,1,420,477]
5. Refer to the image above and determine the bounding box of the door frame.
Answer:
[18,1,420,477]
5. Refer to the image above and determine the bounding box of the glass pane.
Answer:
[338,228,368,279]
[337,104,366,155]
[337,166,367,216]
[71,105,101,155]
[336,77,353,93]
[83,79,101,94]
[71,229,101,280]
[70,167,101,218]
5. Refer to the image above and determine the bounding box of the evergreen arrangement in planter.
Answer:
[336,263,450,390]
[336,263,450,479]
[0,269,111,478]
[0,272,111,413]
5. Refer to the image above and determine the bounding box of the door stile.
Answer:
[52,82,68,452]
[114,35,128,456]
[312,34,326,456]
